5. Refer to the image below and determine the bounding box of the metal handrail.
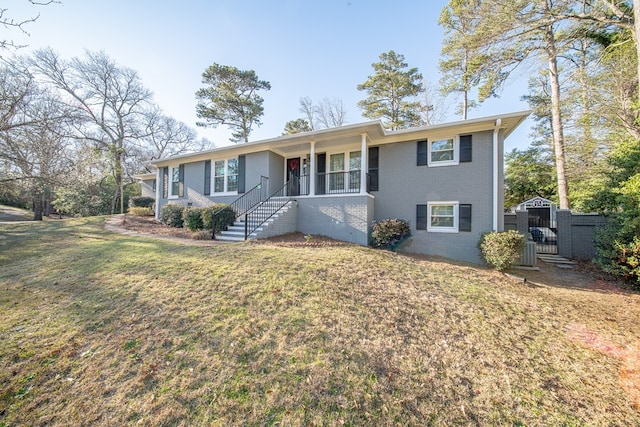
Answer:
[244,179,292,239]
[315,170,363,195]
[211,176,268,239]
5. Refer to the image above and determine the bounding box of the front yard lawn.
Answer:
[1,216,639,426]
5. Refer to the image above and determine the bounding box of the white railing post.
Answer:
[309,141,316,196]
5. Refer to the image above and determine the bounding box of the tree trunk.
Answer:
[33,191,43,221]
[543,21,570,209]
[463,89,468,120]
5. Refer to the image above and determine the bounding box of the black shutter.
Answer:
[204,160,211,196]
[237,155,246,193]
[459,204,472,231]
[368,147,379,192]
[178,164,184,197]
[416,204,427,230]
[460,135,472,163]
[162,167,168,198]
[316,153,326,195]
[417,140,428,166]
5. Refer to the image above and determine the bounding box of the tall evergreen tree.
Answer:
[439,0,483,119]
[439,0,575,209]
[357,50,424,130]
[195,64,271,143]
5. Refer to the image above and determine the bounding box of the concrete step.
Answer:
[215,234,245,242]
[215,200,292,241]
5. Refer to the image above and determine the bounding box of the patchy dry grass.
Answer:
[1,217,640,426]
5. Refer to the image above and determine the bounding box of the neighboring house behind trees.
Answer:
[147,111,529,263]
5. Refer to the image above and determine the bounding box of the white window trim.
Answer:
[427,201,459,233]
[168,165,180,199]
[428,136,459,167]
[326,150,362,193]
[212,158,238,195]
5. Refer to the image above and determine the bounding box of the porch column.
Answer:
[309,140,316,196]
[360,133,368,194]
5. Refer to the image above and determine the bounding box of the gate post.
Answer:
[516,210,529,237]
[557,209,572,259]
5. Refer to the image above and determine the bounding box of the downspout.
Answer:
[493,118,502,231]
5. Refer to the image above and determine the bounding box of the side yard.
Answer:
[1,216,639,426]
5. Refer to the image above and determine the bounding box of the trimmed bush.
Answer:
[130,196,155,208]
[128,207,153,216]
[479,230,526,271]
[159,204,184,228]
[183,207,204,231]
[594,221,640,288]
[370,218,411,251]
[202,204,237,234]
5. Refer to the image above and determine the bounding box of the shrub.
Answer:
[370,218,411,251]
[183,207,204,231]
[594,221,640,289]
[159,204,184,228]
[128,207,153,216]
[202,204,237,234]
[479,230,526,271]
[130,196,155,208]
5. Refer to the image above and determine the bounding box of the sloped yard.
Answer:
[1,216,639,426]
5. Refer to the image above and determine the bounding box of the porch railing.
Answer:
[315,171,364,195]
[244,180,292,239]
[211,176,268,239]
[285,172,372,196]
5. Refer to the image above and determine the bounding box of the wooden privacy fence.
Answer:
[504,209,607,261]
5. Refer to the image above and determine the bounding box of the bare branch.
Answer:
[0,1,59,50]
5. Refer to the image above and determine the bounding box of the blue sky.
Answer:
[7,0,532,150]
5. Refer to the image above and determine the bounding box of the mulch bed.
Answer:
[121,215,349,247]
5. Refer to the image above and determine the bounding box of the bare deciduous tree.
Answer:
[1,1,58,50]
[0,62,73,219]
[31,48,154,214]
[140,107,208,161]
[297,96,347,130]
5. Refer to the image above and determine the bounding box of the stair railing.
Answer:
[244,177,295,239]
[211,176,268,239]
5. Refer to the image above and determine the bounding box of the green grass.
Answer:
[1,216,640,426]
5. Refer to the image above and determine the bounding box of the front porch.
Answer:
[284,172,374,197]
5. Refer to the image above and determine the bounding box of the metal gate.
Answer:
[528,207,558,254]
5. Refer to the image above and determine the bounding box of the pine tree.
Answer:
[357,50,424,130]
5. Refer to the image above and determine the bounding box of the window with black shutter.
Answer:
[417,140,428,166]
[162,167,168,198]
[416,204,427,230]
[368,147,379,192]
[459,204,472,231]
[204,160,211,196]
[237,155,246,193]
[460,135,472,163]
[316,153,326,195]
